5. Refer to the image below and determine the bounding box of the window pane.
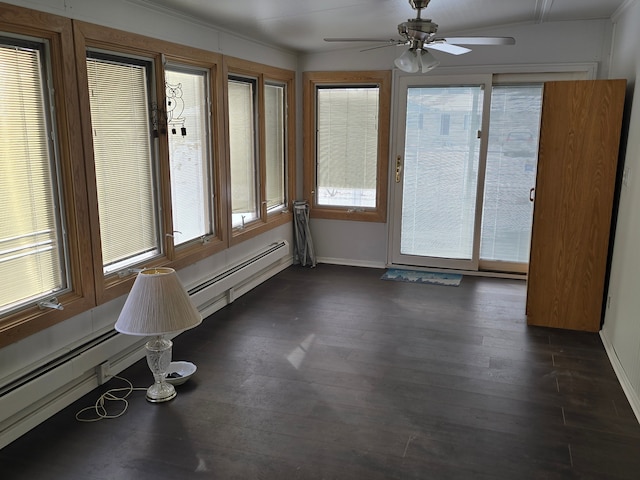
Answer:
[316,87,379,208]
[401,86,483,259]
[481,85,542,263]
[166,67,213,246]
[0,39,66,313]
[265,83,285,211]
[228,78,258,228]
[86,54,159,273]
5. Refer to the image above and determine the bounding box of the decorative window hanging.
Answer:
[166,81,187,136]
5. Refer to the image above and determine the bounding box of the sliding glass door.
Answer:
[480,85,542,273]
[389,74,544,273]
[390,75,491,270]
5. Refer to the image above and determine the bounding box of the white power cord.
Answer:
[75,376,147,422]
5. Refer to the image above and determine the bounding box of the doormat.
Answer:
[380,268,463,287]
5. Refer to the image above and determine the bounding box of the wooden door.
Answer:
[526,79,626,332]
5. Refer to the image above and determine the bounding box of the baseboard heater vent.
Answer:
[0,330,119,398]
[188,240,290,317]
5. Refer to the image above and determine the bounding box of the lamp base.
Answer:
[145,336,176,403]
[146,381,176,403]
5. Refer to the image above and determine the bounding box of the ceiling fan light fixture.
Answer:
[418,49,439,72]
[395,47,439,74]
[394,48,420,73]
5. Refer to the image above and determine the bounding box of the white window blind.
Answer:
[165,67,213,246]
[265,83,285,211]
[481,84,543,264]
[316,87,379,208]
[0,39,66,314]
[228,78,258,227]
[86,54,159,273]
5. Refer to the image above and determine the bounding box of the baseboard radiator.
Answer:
[188,240,290,318]
[0,240,291,449]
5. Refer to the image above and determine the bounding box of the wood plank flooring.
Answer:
[2,264,640,479]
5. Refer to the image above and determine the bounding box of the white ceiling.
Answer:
[135,0,627,53]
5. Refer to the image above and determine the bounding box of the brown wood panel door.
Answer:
[526,79,626,332]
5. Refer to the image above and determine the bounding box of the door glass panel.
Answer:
[481,85,542,263]
[401,86,483,260]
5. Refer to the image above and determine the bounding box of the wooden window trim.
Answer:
[73,21,229,303]
[160,53,227,270]
[73,21,169,304]
[303,70,391,223]
[223,57,295,246]
[0,5,94,348]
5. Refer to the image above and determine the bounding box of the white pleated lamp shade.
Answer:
[115,267,202,336]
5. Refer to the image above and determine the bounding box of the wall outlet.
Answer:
[97,361,111,385]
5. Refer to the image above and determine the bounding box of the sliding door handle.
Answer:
[529,187,535,202]
[395,155,402,183]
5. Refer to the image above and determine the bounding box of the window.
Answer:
[228,76,259,229]
[303,71,391,222]
[74,22,229,302]
[265,82,286,212]
[86,52,160,275]
[165,65,215,248]
[0,36,67,315]
[0,5,94,348]
[225,57,294,242]
[316,86,379,209]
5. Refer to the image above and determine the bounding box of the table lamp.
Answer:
[115,267,202,403]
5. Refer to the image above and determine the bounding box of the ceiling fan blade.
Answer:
[361,43,403,52]
[324,38,399,43]
[425,42,471,55]
[441,36,516,46]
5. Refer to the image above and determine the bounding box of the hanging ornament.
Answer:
[166,81,187,136]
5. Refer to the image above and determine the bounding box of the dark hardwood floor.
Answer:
[2,264,640,479]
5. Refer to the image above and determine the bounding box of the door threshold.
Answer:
[386,264,527,280]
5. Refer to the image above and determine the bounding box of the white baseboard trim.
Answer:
[0,336,147,450]
[316,257,386,269]
[600,329,640,424]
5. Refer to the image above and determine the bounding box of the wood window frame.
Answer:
[303,71,391,223]
[161,52,227,270]
[0,5,94,348]
[223,56,295,245]
[73,21,227,303]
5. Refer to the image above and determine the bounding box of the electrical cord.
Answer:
[75,375,147,422]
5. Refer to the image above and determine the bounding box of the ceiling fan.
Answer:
[324,0,515,73]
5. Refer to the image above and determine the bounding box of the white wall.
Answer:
[301,18,614,266]
[601,0,640,419]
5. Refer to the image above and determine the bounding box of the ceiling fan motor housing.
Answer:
[399,18,438,42]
